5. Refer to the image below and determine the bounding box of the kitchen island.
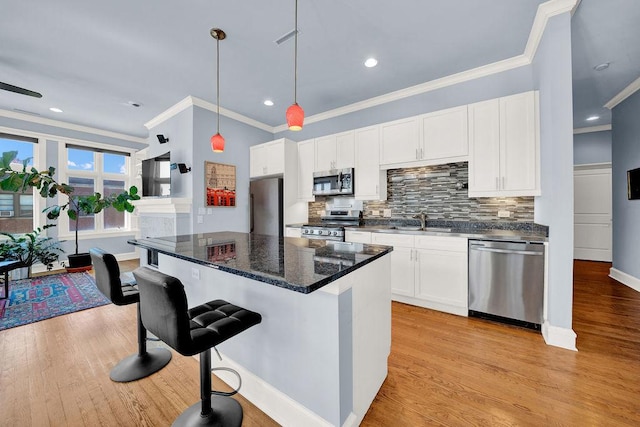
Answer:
[128,232,393,427]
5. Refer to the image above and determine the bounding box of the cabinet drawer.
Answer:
[414,235,467,252]
[345,230,372,244]
[372,233,415,248]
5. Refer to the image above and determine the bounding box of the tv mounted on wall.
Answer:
[141,151,171,197]
[628,167,640,200]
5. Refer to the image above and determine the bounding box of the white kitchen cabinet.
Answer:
[468,91,540,197]
[297,139,315,201]
[414,236,468,313]
[370,232,468,316]
[285,227,302,238]
[419,105,468,161]
[345,230,372,244]
[354,126,387,201]
[250,139,285,178]
[379,117,419,166]
[315,131,354,171]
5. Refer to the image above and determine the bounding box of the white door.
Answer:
[574,165,612,262]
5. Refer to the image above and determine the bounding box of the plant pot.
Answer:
[67,253,92,268]
[9,266,31,280]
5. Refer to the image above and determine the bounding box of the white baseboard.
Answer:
[609,268,640,293]
[29,250,140,274]
[206,353,334,427]
[114,251,139,262]
[542,321,577,351]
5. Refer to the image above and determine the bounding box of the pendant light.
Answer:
[286,0,304,131]
[210,28,226,152]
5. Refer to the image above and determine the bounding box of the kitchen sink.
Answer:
[385,226,453,233]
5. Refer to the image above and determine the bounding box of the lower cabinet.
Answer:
[368,232,468,316]
[285,227,302,238]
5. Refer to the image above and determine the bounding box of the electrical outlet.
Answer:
[197,215,203,224]
[383,209,392,218]
[191,267,200,280]
[371,210,380,216]
[498,210,511,218]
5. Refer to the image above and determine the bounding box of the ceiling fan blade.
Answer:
[0,82,42,98]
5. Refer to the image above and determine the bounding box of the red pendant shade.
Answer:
[286,103,304,131]
[210,133,225,152]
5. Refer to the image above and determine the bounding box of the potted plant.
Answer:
[0,226,63,278]
[0,150,140,269]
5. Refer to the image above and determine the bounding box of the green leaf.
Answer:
[68,209,77,221]
[1,151,18,169]
[129,185,138,196]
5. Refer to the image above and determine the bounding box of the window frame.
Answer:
[57,141,136,239]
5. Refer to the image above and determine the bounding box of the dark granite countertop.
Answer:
[128,232,393,294]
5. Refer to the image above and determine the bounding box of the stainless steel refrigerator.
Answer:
[249,177,283,237]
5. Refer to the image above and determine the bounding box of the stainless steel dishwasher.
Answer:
[468,240,544,330]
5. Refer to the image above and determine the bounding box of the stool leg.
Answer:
[108,302,172,382]
[171,349,243,427]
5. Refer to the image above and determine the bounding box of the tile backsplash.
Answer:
[309,162,534,222]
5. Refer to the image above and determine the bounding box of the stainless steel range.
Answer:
[301,199,363,242]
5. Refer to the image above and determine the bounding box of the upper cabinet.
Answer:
[297,139,315,201]
[315,131,354,171]
[380,106,468,169]
[354,126,387,200]
[468,91,540,197]
[250,139,285,178]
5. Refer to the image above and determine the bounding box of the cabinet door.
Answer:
[265,140,285,176]
[421,105,468,160]
[380,117,419,166]
[297,139,315,200]
[468,99,501,195]
[389,247,415,297]
[500,91,538,193]
[285,227,302,238]
[250,144,267,178]
[415,248,467,309]
[345,230,371,244]
[355,126,386,200]
[335,131,355,169]
[315,135,336,171]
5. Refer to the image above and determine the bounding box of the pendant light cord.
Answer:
[294,0,298,104]
[216,37,220,134]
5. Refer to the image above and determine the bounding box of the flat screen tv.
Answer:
[141,151,171,197]
[628,167,640,200]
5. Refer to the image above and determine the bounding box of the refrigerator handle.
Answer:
[250,193,254,232]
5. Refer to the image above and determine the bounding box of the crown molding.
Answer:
[274,0,577,133]
[573,124,612,134]
[604,75,640,110]
[144,95,274,133]
[0,108,147,144]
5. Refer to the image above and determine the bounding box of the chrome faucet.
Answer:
[413,212,427,230]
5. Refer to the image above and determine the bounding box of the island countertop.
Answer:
[128,232,393,294]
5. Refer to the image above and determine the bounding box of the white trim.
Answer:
[574,162,611,171]
[210,353,335,427]
[114,251,139,261]
[523,0,577,60]
[604,75,640,110]
[57,230,139,241]
[609,267,640,293]
[30,251,139,274]
[144,96,274,134]
[0,109,147,144]
[573,124,612,134]
[541,321,577,351]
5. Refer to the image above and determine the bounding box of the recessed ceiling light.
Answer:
[49,107,63,113]
[593,62,610,71]
[586,115,600,121]
[364,58,378,68]
[264,100,274,106]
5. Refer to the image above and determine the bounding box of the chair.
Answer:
[132,266,262,427]
[89,248,172,382]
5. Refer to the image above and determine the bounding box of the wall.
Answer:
[574,130,612,165]
[532,14,575,335]
[611,90,640,281]
[309,163,535,222]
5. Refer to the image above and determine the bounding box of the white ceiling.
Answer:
[0,0,637,138]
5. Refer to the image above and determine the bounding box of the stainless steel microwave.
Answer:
[312,168,354,196]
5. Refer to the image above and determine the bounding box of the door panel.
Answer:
[574,167,612,262]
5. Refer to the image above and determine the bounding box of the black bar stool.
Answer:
[90,248,172,382]
[133,266,262,427]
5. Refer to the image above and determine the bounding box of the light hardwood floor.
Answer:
[1,260,639,426]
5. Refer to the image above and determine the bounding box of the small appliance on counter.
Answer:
[312,168,354,196]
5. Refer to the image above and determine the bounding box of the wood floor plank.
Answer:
[1,260,639,426]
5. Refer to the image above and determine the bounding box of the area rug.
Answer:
[0,272,109,331]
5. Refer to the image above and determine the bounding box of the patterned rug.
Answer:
[0,272,109,331]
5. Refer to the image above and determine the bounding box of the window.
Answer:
[62,144,132,235]
[0,134,38,233]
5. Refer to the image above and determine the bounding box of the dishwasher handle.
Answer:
[470,246,543,256]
